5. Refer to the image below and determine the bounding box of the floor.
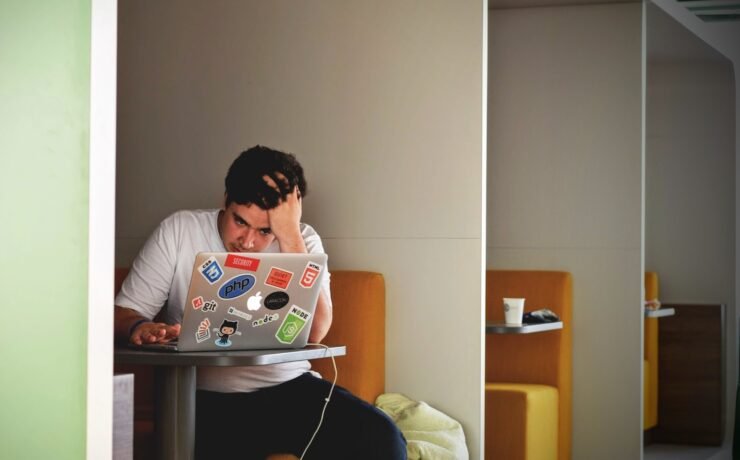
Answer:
[644,442,732,460]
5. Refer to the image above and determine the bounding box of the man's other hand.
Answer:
[130,322,181,345]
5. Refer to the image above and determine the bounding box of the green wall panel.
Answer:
[0,1,91,458]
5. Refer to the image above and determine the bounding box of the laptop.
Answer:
[138,252,327,352]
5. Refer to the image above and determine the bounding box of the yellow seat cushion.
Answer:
[485,383,558,460]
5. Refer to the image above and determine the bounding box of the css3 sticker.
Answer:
[199,256,224,284]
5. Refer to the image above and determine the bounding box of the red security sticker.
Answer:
[225,254,261,271]
[300,262,322,288]
[192,296,205,310]
[265,267,293,290]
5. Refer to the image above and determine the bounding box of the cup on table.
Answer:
[503,298,525,325]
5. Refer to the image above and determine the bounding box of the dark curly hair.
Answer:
[224,145,308,209]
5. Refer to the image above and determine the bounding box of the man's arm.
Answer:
[264,174,333,342]
[115,305,180,345]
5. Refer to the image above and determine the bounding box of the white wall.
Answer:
[488,4,643,459]
[116,0,486,457]
[646,2,736,448]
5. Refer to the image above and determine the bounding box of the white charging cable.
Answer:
[300,343,338,460]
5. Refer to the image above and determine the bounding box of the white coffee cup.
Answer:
[503,298,525,325]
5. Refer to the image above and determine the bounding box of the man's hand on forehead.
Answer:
[263,172,298,200]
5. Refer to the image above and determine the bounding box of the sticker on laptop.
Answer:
[192,296,205,310]
[201,299,218,313]
[214,319,241,347]
[246,292,263,311]
[218,274,256,300]
[225,254,261,272]
[199,256,224,284]
[196,318,211,343]
[275,305,311,344]
[252,313,280,327]
[228,306,253,321]
[264,291,289,310]
[265,267,293,290]
[299,262,322,288]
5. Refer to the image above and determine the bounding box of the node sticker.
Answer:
[275,305,311,344]
[225,254,261,272]
[218,274,256,300]
[264,291,289,310]
[252,313,280,327]
[265,267,293,290]
[299,262,322,288]
[192,296,205,310]
[199,256,224,284]
[227,306,253,321]
[196,318,211,343]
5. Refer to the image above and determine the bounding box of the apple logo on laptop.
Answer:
[247,292,263,311]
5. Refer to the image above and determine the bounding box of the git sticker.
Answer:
[192,296,205,310]
[202,299,218,313]
[225,254,261,272]
[299,262,322,288]
[275,305,311,344]
[199,256,224,284]
[265,267,293,290]
[196,318,211,343]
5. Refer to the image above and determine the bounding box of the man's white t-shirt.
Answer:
[115,209,332,393]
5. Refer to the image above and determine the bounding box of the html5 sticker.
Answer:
[265,267,293,290]
[225,254,260,272]
[299,262,322,288]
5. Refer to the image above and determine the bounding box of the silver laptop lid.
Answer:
[177,252,327,352]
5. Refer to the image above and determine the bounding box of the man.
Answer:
[114,145,406,459]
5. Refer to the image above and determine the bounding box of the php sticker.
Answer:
[192,296,205,310]
[227,306,252,321]
[225,254,261,272]
[218,274,256,300]
[275,305,311,344]
[252,313,280,327]
[265,267,293,290]
[264,291,289,310]
[299,262,322,288]
[196,318,211,343]
[199,256,224,284]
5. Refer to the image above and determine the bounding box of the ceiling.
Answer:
[489,0,638,9]
[678,0,740,23]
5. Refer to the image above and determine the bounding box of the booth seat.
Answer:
[644,272,659,430]
[485,270,572,460]
[114,268,386,460]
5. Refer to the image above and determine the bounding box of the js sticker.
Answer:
[275,305,311,344]
[199,256,224,284]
